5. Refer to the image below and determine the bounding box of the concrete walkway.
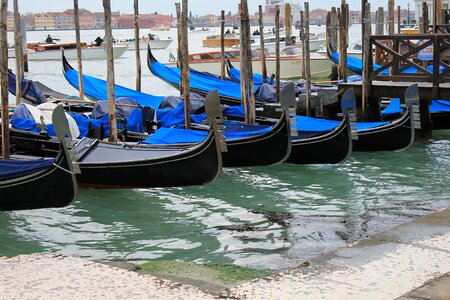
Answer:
[1,208,450,300]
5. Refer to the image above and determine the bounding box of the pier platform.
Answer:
[339,80,450,101]
[1,208,450,299]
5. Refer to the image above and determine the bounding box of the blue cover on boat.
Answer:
[0,158,54,180]
[141,123,273,144]
[296,115,389,131]
[330,51,444,75]
[228,65,268,85]
[150,60,259,101]
[11,118,57,137]
[8,70,47,104]
[381,98,450,117]
[64,69,164,108]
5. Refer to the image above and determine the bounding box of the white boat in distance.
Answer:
[9,42,128,61]
[166,46,332,79]
[247,33,326,54]
[117,38,173,50]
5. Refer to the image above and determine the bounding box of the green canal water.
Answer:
[1,132,449,270]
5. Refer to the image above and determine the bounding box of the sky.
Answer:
[9,0,415,16]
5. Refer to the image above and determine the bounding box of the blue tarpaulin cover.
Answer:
[330,51,444,75]
[150,60,259,100]
[0,158,54,180]
[8,70,47,104]
[381,98,450,117]
[141,123,273,144]
[64,69,164,108]
[296,115,389,131]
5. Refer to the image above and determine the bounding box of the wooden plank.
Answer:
[1,0,10,159]
[74,0,85,99]
[134,0,141,91]
[103,0,117,143]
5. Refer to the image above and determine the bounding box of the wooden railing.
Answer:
[369,34,450,84]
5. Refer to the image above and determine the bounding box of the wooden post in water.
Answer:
[304,2,311,117]
[20,16,27,74]
[328,7,338,80]
[275,5,280,102]
[220,10,225,80]
[103,0,117,143]
[388,0,395,35]
[175,3,183,94]
[361,1,371,121]
[243,0,255,124]
[1,0,10,159]
[73,0,85,99]
[397,6,401,33]
[338,0,348,82]
[258,5,267,83]
[181,0,190,129]
[421,2,429,33]
[375,7,384,65]
[434,0,441,32]
[300,10,305,79]
[285,3,291,44]
[13,0,22,105]
[134,0,141,91]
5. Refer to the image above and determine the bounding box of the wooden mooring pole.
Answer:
[20,16,27,74]
[275,5,280,102]
[361,1,371,121]
[13,0,22,105]
[285,3,291,44]
[300,10,305,79]
[74,0,85,99]
[181,0,190,129]
[328,7,338,80]
[103,0,117,143]
[134,0,141,91]
[375,7,384,65]
[175,3,183,94]
[220,10,225,80]
[239,0,255,124]
[397,6,401,34]
[338,0,348,83]
[304,2,311,116]
[1,0,10,159]
[421,2,429,34]
[258,5,267,83]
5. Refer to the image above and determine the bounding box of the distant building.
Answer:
[264,0,302,24]
[54,12,74,30]
[414,0,449,24]
[34,13,56,30]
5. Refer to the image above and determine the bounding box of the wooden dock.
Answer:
[339,81,450,102]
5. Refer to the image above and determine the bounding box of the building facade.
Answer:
[415,0,450,24]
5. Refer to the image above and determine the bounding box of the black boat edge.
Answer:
[0,106,78,211]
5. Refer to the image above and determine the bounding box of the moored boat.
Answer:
[166,47,332,79]
[0,106,78,211]
[202,33,240,47]
[9,42,128,61]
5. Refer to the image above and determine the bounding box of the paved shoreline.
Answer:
[1,208,450,299]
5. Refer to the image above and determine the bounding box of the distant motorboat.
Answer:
[166,46,332,79]
[9,42,128,61]
[202,33,240,48]
[242,32,325,54]
[116,37,173,50]
[151,24,171,31]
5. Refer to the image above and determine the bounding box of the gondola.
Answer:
[215,60,418,152]
[6,90,225,189]
[61,55,292,167]
[0,106,78,211]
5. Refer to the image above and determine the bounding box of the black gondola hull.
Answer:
[223,112,291,167]
[288,115,352,164]
[0,143,77,211]
[353,111,413,151]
